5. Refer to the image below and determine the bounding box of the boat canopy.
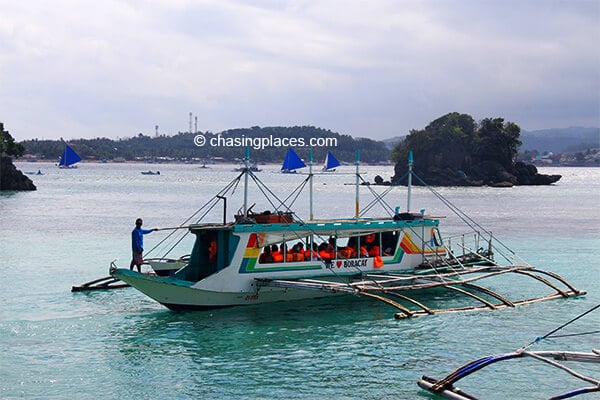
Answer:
[189,217,439,249]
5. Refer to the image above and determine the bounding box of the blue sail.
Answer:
[58,143,82,168]
[281,148,306,173]
[323,151,341,171]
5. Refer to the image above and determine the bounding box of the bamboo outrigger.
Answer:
[71,275,130,292]
[256,263,584,319]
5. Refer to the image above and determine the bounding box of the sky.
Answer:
[1,0,599,141]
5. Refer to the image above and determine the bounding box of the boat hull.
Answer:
[112,268,343,310]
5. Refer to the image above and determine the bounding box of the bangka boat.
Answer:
[58,143,82,168]
[418,304,600,399]
[110,149,585,316]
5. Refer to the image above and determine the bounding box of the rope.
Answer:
[145,172,244,257]
[549,330,600,339]
[518,303,600,352]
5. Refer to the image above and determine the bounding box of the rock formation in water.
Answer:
[389,112,561,187]
[0,156,36,191]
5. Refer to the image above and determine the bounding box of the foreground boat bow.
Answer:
[418,305,600,399]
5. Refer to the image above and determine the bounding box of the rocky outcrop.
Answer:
[390,161,560,187]
[513,162,561,185]
[388,112,564,187]
[0,156,36,191]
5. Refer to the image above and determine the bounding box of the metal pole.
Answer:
[407,151,413,213]
[309,148,314,220]
[355,149,360,221]
[243,147,249,217]
[217,195,226,224]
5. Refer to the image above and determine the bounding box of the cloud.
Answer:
[1,0,598,141]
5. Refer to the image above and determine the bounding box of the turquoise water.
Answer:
[1,162,599,399]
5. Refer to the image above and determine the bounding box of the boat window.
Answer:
[256,231,399,264]
[381,231,399,255]
[259,237,311,263]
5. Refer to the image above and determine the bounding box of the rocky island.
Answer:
[1,123,36,191]
[389,113,561,187]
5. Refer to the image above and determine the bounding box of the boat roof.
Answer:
[189,216,440,236]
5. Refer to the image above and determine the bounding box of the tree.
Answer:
[475,118,521,169]
[391,112,476,174]
[0,122,25,158]
[391,113,528,186]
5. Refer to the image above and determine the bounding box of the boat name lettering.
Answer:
[343,259,368,268]
[327,259,369,269]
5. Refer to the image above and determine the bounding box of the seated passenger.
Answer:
[259,246,274,263]
[271,244,283,262]
[292,242,305,261]
[367,245,380,257]
[337,246,354,259]
[305,243,319,261]
[359,245,368,257]
[318,242,334,261]
[282,244,294,262]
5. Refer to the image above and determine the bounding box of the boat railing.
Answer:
[421,231,495,269]
[445,231,491,257]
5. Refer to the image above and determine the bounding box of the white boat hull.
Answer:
[113,268,342,310]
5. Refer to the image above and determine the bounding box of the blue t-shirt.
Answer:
[132,227,153,251]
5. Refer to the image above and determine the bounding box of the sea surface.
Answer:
[1,162,599,399]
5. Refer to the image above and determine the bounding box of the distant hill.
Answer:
[520,127,599,153]
[20,126,391,164]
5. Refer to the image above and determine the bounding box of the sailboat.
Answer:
[281,148,306,173]
[322,151,340,172]
[58,143,82,168]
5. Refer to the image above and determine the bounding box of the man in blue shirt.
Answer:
[130,218,157,272]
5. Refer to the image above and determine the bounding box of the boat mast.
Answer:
[243,146,249,217]
[407,150,413,213]
[309,148,314,220]
[355,149,360,221]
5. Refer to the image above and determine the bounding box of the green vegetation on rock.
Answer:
[391,113,560,186]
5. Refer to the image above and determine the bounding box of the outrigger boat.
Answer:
[110,150,585,317]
